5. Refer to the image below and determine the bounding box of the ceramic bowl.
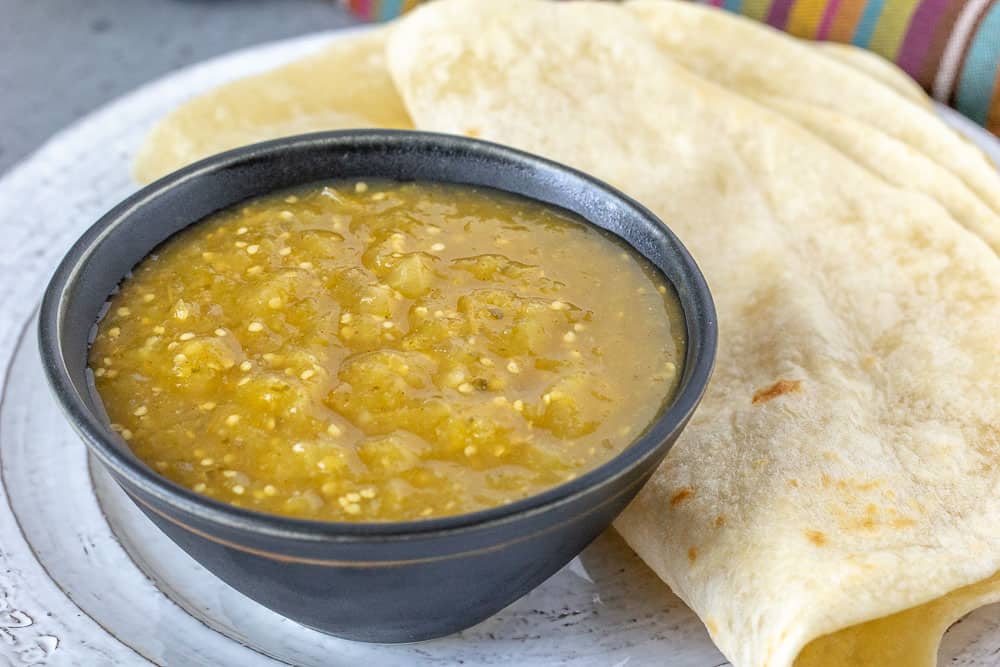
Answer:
[38,130,716,642]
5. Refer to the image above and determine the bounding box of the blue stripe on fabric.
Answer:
[380,0,404,20]
[955,0,1000,124]
[852,0,887,46]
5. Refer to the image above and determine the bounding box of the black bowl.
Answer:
[38,130,716,643]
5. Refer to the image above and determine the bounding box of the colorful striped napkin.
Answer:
[345,0,424,20]
[343,0,1000,136]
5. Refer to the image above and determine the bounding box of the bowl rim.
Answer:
[38,129,717,543]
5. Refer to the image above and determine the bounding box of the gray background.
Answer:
[1,0,360,175]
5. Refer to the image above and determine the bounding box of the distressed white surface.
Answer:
[0,30,998,666]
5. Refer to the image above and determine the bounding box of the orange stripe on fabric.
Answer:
[788,0,832,37]
[869,0,924,58]
[828,0,869,41]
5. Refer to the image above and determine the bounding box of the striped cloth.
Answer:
[343,0,1000,136]
[345,0,424,20]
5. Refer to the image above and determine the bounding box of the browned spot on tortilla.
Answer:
[805,530,827,546]
[670,487,694,507]
[713,514,726,528]
[787,478,799,488]
[464,127,481,138]
[860,504,878,530]
[752,379,803,405]
[847,554,879,572]
[824,475,884,494]
[705,617,719,635]
[833,503,878,531]
[835,503,916,532]
[687,546,698,563]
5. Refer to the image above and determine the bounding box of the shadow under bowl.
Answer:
[38,130,716,643]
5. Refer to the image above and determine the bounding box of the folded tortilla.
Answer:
[812,42,929,107]
[386,2,1000,666]
[625,0,1000,222]
[133,30,412,183]
[133,12,927,187]
[622,2,1000,251]
[755,97,1000,254]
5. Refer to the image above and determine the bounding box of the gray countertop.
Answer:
[1,0,360,175]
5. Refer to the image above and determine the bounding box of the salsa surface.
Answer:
[90,180,685,521]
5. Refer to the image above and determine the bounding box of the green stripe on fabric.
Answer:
[868,0,922,58]
[743,0,774,21]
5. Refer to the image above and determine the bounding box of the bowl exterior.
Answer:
[112,440,671,642]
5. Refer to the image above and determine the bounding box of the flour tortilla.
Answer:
[130,12,923,187]
[626,0,1000,218]
[133,30,412,183]
[814,42,929,107]
[630,2,1000,252]
[759,97,1000,253]
[387,2,1000,666]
